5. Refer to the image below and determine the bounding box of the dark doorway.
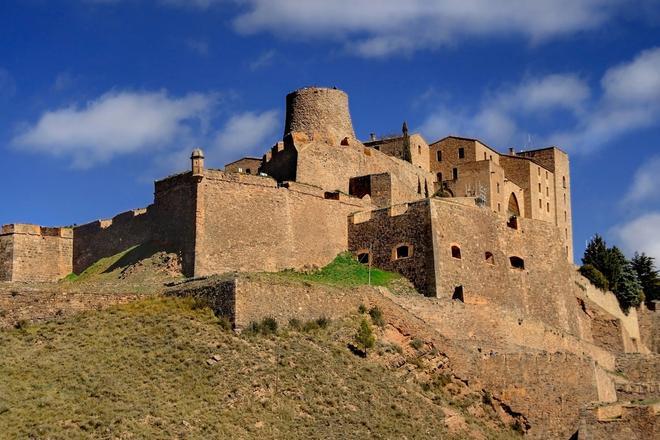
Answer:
[452,286,464,302]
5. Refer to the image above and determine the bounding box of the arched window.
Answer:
[418,145,421,154]
[509,256,525,270]
[451,245,461,259]
[507,193,521,217]
[393,244,413,260]
[485,252,494,264]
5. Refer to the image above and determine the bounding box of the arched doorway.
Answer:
[507,193,521,217]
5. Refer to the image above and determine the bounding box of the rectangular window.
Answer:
[436,151,442,161]
[539,199,542,208]
[547,202,550,212]
[538,183,541,192]
[564,211,567,221]
[452,168,458,179]
[546,187,549,196]
[458,147,465,159]
[546,171,549,179]
[497,203,501,212]
[538,167,541,176]
[497,182,500,193]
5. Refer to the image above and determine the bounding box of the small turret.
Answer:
[191,148,205,177]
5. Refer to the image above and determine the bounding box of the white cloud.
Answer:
[83,0,648,58]
[13,90,217,168]
[419,73,589,146]
[550,47,660,152]
[249,49,276,71]
[186,38,210,56]
[612,212,660,261]
[212,109,279,156]
[624,156,660,205]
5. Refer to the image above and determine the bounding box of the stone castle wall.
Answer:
[194,170,370,276]
[0,224,72,282]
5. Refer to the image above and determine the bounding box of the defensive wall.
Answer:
[348,197,579,334]
[0,224,72,282]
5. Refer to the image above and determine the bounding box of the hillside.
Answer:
[0,296,520,439]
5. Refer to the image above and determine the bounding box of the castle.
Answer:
[1,87,657,438]
[0,87,573,297]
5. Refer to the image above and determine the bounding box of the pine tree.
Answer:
[631,252,660,305]
[582,234,609,271]
[614,261,644,312]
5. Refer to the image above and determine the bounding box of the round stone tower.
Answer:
[284,87,355,143]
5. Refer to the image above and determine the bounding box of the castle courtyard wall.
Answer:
[0,233,12,280]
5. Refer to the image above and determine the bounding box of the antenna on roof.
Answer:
[523,134,533,150]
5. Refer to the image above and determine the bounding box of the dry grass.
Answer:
[0,297,519,439]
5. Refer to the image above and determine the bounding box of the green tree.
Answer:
[604,246,627,292]
[631,252,660,306]
[355,318,375,355]
[582,234,609,270]
[579,264,609,291]
[614,261,644,312]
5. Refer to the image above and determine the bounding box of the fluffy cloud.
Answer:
[612,212,660,261]
[419,73,589,146]
[550,47,660,152]
[84,0,650,58]
[13,90,217,168]
[624,156,660,205]
[419,47,660,152]
[212,110,279,154]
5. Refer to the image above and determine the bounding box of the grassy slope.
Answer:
[274,252,400,287]
[0,297,517,439]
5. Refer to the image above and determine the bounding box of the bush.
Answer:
[368,306,385,327]
[302,320,320,332]
[410,338,424,350]
[355,318,375,354]
[315,316,330,329]
[579,264,609,291]
[217,316,232,331]
[614,262,644,313]
[245,317,278,336]
[357,304,367,314]
[288,318,303,331]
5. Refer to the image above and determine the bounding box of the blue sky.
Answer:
[1,0,659,262]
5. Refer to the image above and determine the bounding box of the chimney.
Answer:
[370,133,376,141]
[508,147,515,156]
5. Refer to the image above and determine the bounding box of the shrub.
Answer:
[260,317,278,335]
[355,318,375,354]
[368,306,385,327]
[410,338,424,350]
[614,262,644,313]
[217,316,232,331]
[288,318,303,331]
[315,316,330,329]
[357,304,367,314]
[302,320,320,332]
[579,264,609,291]
[631,252,660,306]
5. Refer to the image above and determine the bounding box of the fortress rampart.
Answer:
[284,87,355,143]
[0,224,73,282]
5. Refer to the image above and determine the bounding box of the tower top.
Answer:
[284,86,355,143]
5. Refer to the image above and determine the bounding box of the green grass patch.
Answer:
[62,245,139,283]
[277,252,400,287]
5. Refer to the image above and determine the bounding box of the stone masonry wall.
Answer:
[194,170,369,276]
[429,199,579,334]
[0,225,73,282]
[284,87,355,143]
[348,201,437,296]
[73,208,153,275]
[0,233,12,281]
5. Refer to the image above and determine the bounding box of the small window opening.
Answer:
[452,286,464,302]
[546,187,549,196]
[374,146,380,150]
[436,151,442,161]
[451,245,461,259]
[245,168,251,174]
[437,172,443,182]
[484,152,487,160]
[458,147,465,159]
[538,198,542,208]
[562,176,566,188]
[395,245,412,260]
[417,145,421,154]
[452,168,458,179]
[485,252,494,265]
[509,256,525,270]
[538,167,541,176]
[497,203,501,212]
[547,202,550,212]
[538,183,541,192]
[507,216,518,229]
[545,171,548,179]
[496,182,500,193]
[357,252,370,264]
